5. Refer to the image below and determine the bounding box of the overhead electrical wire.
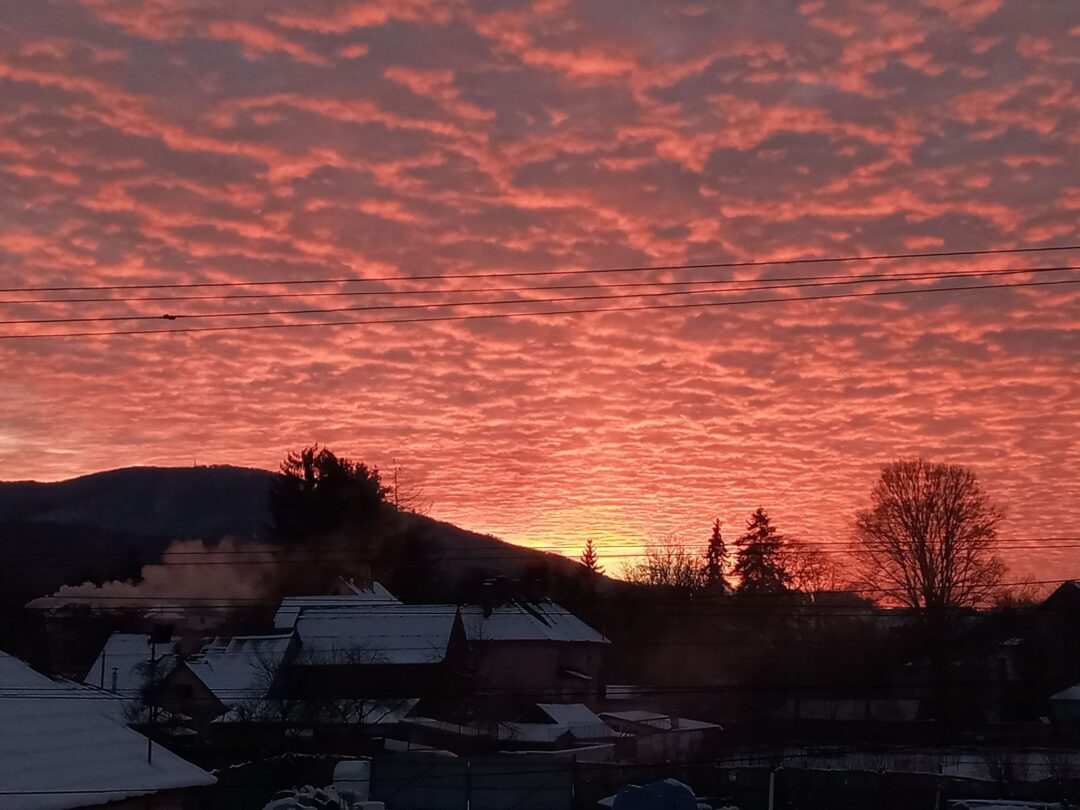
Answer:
[2,242,1077,293]
[18,575,1077,605]
[3,265,1077,326]
[6,536,1080,566]
[1,262,1075,306]
[3,276,1077,340]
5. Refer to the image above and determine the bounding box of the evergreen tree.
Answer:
[269,444,389,542]
[703,519,729,593]
[733,508,792,595]
[579,538,605,576]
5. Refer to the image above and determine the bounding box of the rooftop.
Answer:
[274,582,402,629]
[460,599,609,644]
[600,710,720,733]
[293,604,459,666]
[0,650,215,810]
[82,633,177,698]
[186,633,294,707]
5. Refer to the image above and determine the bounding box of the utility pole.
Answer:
[146,625,172,765]
[768,766,782,810]
[146,636,156,765]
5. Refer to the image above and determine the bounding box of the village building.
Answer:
[0,649,215,810]
[599,710,721,764]
[459,598,610,707]
[157,632,296,724]
[273,578,402,631]
[279,603,469,706]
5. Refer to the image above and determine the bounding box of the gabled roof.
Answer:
[537,702,608,726]
[293,604,459,665]
[1051,683,1080,701]
[0,650,215,810]
[460,599,609,644]
[599,710,719,733]
[186,633,294,706]
[83,633,177,697]
[274,582,401,629]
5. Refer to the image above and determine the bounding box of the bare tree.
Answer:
[622,536,707,593]
[782,540,846,593]
[387,458,431,516]
[853,458,1005,615]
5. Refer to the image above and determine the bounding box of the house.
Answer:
[459,599,609,706]
[274,580,402,630]
[1049,683,1080,740]
[1033,582,1080,688]
[279,603,468,705]
[0,649,215,810]
[83,632,179,717]
[599,710,720,763]
[157,633,296,723]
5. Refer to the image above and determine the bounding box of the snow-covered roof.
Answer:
[1051,684,1080,701]
[274,582,401,629]
[0,650,215,810]
[186,633,294,706]
[82,633,177,697]
[293,605,459,665]
[500,703,618,744]
[538,703,608,726]
[459,600,609,644]
[600,710,719,733]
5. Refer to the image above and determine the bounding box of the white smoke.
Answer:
[38,537,278,612]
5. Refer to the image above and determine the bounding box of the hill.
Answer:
[0,465,597,610]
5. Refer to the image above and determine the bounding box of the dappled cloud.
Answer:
[0,0,1077,579]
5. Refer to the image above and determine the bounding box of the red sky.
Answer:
[1,0,1078,578]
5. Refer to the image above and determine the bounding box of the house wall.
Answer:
[156,664,224,723]
[1051,700,1080,740]
[280,661,464,700]
[470,642,604,705]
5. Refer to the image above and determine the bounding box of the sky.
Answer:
[0,0,1078,578]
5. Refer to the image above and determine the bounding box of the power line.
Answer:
[5,265,1076,327]
[4,276,1077,340]
[4,242,1077,293]
[20,574,1076,606]
[0,674,1064,700]
[6,540,1080,567]
[1,263,1073,306]
[2,534,1075,559]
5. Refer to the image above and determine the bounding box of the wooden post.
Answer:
[146,637,156,764]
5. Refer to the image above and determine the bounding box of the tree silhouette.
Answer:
[703,519,729,593]
[579,538,605,576]
[853,458,1006,739]
[853,458,1005,615]
[622,536,706,594]
[269,445,389,543]
[733,508,792,595]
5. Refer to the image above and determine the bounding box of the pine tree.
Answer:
[579,538,605,575]
[733,508,792,595]
[703,519,729,593]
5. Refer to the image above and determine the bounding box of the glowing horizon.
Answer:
[1,0,1077,582]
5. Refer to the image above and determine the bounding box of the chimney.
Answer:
[150,624,173,645]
